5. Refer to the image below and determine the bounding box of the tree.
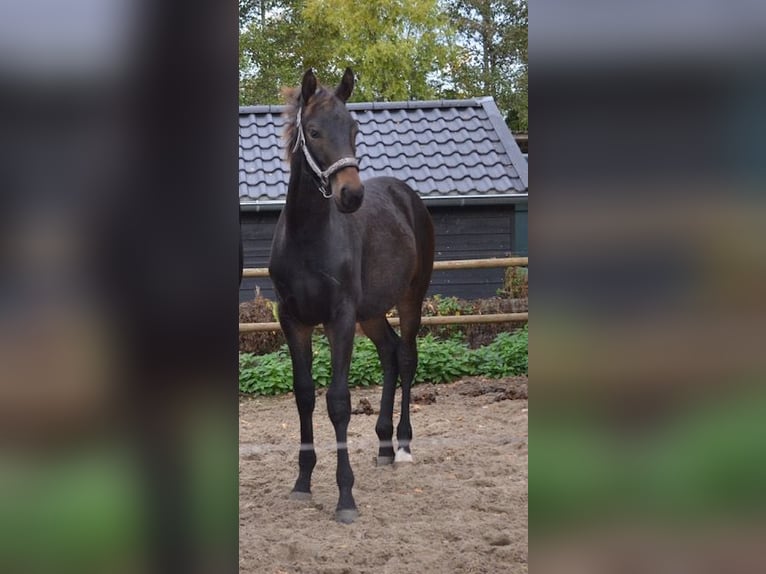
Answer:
[239,0,309,105]
[301,0,457,102]
[446,0,527,130]
[239,0,459,104]
[239,0,258,27]
[238,0,528,130]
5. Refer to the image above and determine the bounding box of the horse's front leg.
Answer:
[324,308,358,523]
[279,310,316,500]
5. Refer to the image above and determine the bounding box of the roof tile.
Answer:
[239,98,527,203]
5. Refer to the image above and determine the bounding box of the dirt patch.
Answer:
[454,376,528,401]
[351,397,375,416]
[411,385,438,405]
[239,376,528,574]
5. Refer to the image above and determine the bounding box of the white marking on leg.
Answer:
[395,448,413,463]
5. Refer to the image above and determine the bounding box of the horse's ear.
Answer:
[301,69,317,104]
[335,67,354,103]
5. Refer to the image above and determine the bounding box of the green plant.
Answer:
[420,295,474,341]
[347,337,384,387]
[471,326,528,377]
[431,294,465,316]
[239,348,293,395]
[311,338,331,387]
[239,327,528,395]
[415,334,473,383]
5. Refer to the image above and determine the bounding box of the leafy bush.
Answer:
[424,295,466,317]
[414,334,473,383]
[471,326,528,377]
[347,337,384,387]
[419,295,473,340]
[239,348,292,395]
[240,326,528,395]
[312,339,331,387]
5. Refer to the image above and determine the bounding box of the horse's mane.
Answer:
[281,84,335,162]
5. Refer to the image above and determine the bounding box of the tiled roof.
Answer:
[239,97,527,206]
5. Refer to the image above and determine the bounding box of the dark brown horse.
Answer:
[268,68,435,523]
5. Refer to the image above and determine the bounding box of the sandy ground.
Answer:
[239,377,528,574]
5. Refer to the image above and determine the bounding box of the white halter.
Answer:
[292,107,359,198]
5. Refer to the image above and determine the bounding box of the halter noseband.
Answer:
[292,106,359,198]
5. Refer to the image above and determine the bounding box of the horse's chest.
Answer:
[271,260,353,325]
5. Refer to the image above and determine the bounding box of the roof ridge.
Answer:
[239,98,483,115]
[347,99,481,111]
[476,97,528,189]
[239,104,286,114]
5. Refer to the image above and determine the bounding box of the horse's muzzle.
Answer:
[333,167,364,213]
[338,183,364,213]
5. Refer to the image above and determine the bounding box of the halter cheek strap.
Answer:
[292,107,359,198]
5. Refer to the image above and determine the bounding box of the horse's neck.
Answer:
[283,158,331,232]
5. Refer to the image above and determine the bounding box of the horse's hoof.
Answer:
[376,455,394,466]
[335,508,359,524]
[394,448,413,463]
[289,490,312,501]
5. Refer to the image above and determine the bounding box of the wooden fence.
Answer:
[239,257,528,332]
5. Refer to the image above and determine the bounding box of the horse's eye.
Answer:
[309,128,320,139]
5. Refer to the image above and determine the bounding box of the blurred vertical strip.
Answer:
[532,0,766,572]
[0,1,239,573]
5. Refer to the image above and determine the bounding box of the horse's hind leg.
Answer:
[360,316,400,465]
[395,297,423,462]
[279,312,316,500]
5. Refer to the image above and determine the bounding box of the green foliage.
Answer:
[302,0,456,102]
[421,294,473,339]
[414,334,473,383]
[238,0,260,27]
[239,348,292,395]
[311,338,331,387]
[471,326,528,377]
[239,327,528,395]
[238,0,308,104]
[427,294,465,316]
[446,0,528,130]
[304,335,382,388]
[238,0,528,130]
[239,0,458,104]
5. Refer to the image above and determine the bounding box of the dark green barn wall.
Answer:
[239,211,277,302]
[513,202,528,256]
[427,205,514,299]
[239,202,526,303]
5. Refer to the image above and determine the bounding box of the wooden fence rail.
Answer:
[239,257,528,332]
[239,312,528,333]
[241,256,528,278]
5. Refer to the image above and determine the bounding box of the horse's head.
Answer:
[284,68,365,213]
